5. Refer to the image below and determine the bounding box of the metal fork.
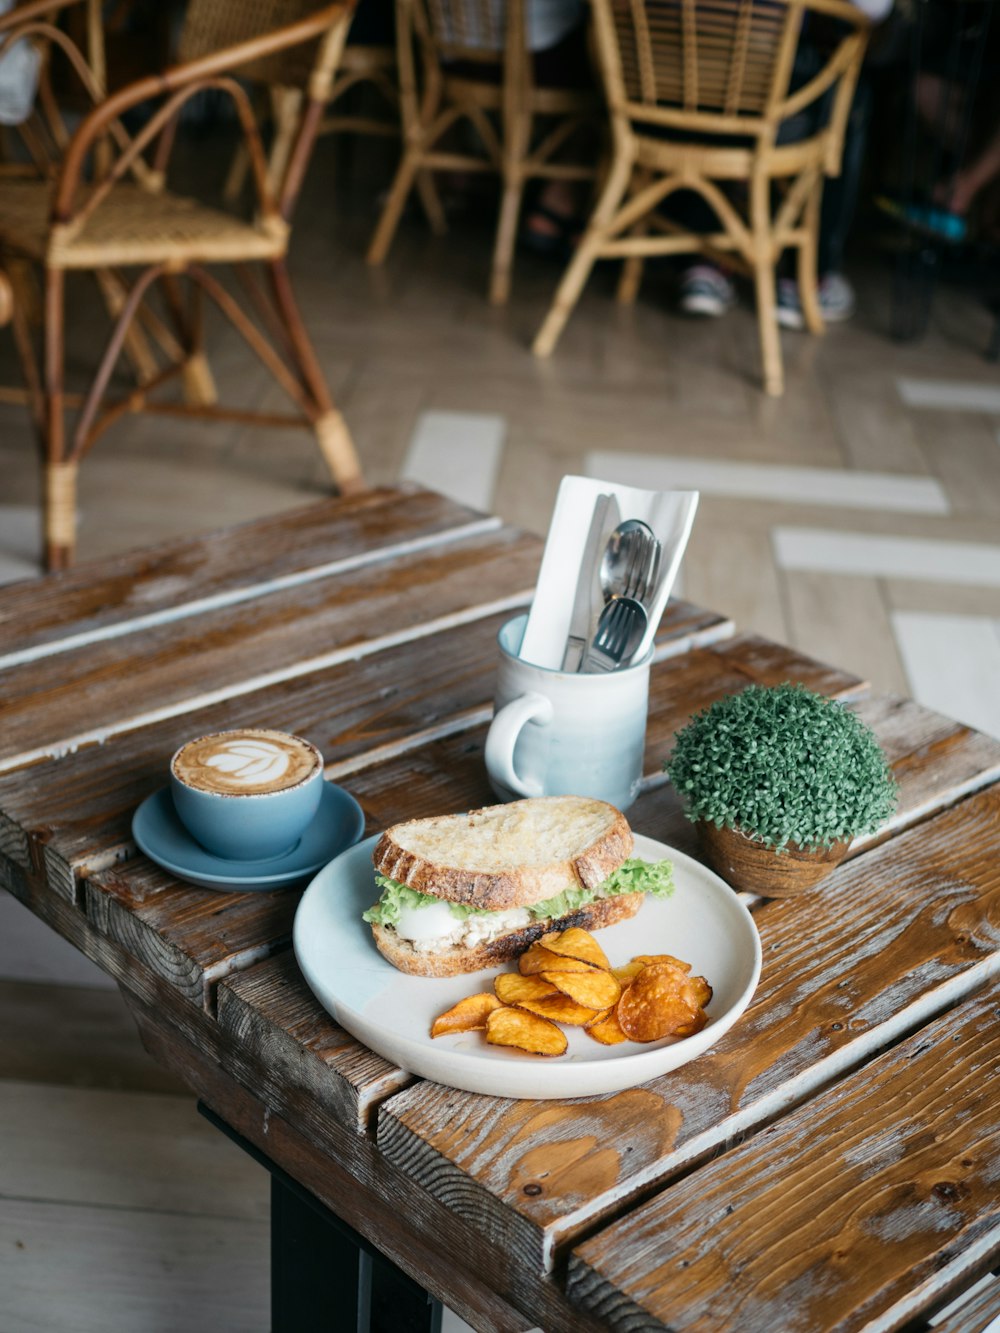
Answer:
[582,595,648,672]
[622,525,660,605]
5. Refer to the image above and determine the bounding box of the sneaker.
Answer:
[777,273,856,329]
[679,264,737,317]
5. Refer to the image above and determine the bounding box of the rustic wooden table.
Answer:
[2,484,999,1332]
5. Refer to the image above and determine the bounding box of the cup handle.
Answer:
[485,692,553,798]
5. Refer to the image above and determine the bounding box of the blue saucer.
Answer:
[132,781,366,892]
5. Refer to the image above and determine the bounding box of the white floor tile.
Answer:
[0,890,116,988]
[892,612,1000,740]
[0,504,43,584]
[401,410,506,512]
[772,528,1000,588]
[584,453,948,514]
[897,378,1000,413]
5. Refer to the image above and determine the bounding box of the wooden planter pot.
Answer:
[697,821,850,898]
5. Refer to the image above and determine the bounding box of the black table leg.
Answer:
[198,1102,444,1333]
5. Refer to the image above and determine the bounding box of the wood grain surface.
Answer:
[0,489,492,662]
[565,972,1000,1331]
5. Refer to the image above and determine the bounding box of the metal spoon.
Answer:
[600,519,660,605]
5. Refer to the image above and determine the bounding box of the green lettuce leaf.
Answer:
[362,859,674,927]
[362,874,492,926]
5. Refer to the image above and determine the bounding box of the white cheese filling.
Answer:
[394,901,532,954]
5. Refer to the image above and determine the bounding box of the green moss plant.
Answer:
[665,682,897,853]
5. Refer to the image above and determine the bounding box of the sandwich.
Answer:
[362,795,674,977]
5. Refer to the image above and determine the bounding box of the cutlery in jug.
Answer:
[582,595,647,672]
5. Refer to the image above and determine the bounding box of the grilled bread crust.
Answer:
[371,796,633,912]
[369,891,644,978]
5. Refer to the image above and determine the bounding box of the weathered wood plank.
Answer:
[122,991,608,1333]
[373,783,1000,1275]
[0,603,731,903]
[930,1275,1000,1333]
[565,974,1000,1332]
[0,526,542,772]
[0,487,494,665]
[216,953,411,1133]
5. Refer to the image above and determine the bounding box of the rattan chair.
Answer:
[222,1,401,206]
[0,0,365,571]
[366,0,602,304]
[532,0,871,395]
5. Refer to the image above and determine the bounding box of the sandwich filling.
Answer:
[363,858,674,954]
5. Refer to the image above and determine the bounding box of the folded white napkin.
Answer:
[520,475,698,669]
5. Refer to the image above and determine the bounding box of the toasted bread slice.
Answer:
[372,796,633,912]
[370,890,644,978]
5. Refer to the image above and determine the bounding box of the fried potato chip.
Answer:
[486,1006,568,1056]
[632,954,692,974]
[617,969,701,1042]
[542,967,621,1011]
[494,973,559,1005]
[430,992,504,1038]
[518,942,596,976]
[672,1009,709,1038]
[685,975,713,1009]
[542,927,611,971]
[585,1007,628,1045]
[612,960,646,984]
[515,993,599,1025]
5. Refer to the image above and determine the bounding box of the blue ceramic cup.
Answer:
[169,728,324,862]
[485,614,651,812]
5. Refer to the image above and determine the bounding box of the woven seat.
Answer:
[0,181,286,267]
[532,0,872,396]
[0,0,365,571]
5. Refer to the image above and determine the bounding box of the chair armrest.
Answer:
[52,1,353,222]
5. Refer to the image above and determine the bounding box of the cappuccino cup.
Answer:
[170,728,324,861]
[485,614,651,812]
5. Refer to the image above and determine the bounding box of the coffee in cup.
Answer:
[170,728,324,861]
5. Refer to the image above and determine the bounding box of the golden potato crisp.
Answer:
[612,961,645,984]
[494,973,558,1005]
[617,969,701,1042]
[685,975,713,1009]
[542,967,621,1011]
[515,993,599,1026]
[486,1006,568,1056]
[632,954,692,974]
[542,927,611,971]
[518,942,595,976]
[585,1008,628,1045]
[431,992,503,1038]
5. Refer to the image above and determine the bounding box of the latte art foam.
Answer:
[172,729,321,796]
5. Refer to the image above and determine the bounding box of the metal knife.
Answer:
[562,492,618,671]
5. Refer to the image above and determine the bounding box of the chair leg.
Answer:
[754,260,783,397]
[616,169,651,306]
[490,171,525,306]
[161,273,218,407]
[797,180,825,336]
[42,268,76,570]
[367,149,425,265]
[532,158,633,358]
[415,169,447,236]
[267,259,365,493]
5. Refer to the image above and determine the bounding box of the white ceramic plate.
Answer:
[293,833,761,1099]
